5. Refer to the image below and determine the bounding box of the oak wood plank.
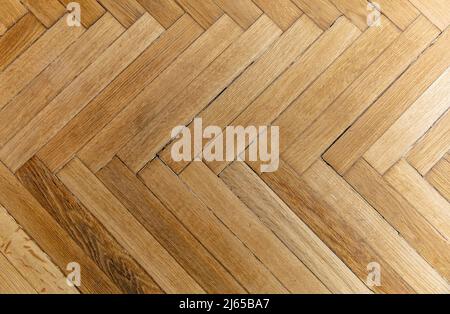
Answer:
[176,0,223,28]
[410,0,450,30]
[59,0,106,28]
[0,0,27,29]
[371,0,419,30]
[252,0,302,30]
[22,0,65,28]
[0,251,36,294]
[137,0,184,28]
[427,157,450,202]
[291,0,341,29]
[98,0,145,27]
[330,0,369,30]
[215,0,261,29]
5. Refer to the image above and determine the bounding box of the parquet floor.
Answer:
[0,0,449,294]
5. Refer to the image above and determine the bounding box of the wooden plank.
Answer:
[410,0,450,30]
[0,162,120,293]
[0,13,123,148]
[215,0,262,29]
[97,157,245,293]
[220,162,371,293]
[0,16,85,110]
[118,15,281,172]
[408,109,450,175]
[159,15,322,173]
[180,162,329,293]
[176,0,223,28]
[207,16,361,174]
[0,22,6,35]
[345,159,450,281]
[78,15,242,173]
[59,0,106,28]
[365,68,450,174]
[22,0,65,28]
[38,15,202,173]
[384,160,450,242]
[0,205,78,294]
[137,0,184,28]
[0,0,27,29]
[98,0,145,27]
[285,16,439,175]
[291,0,341,29]
[370,0,419,30]
[275,17,399,154]
[324,27,450,175]
[139,158,287,293]
[330,0,369,30]
[0,13,163,172]
[0,252,36,294]
[57,158,203,294]
[252,0,302,30]
[0,13,45,72]
[427,157,450,202]
[16,157,163,294]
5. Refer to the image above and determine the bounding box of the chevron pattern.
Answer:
[0,0,449,294]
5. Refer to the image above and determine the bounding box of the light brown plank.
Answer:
[59,0,106,28]
[137,0,184,28]
[0,13,163,172]
[215,0,262,29]
[291,0,341,29]
[57,158,204,294]
[0,0,27,29]
[22,0,65,28]
[0,252,36,294]
[371,0,419,30]
[410,0,450,30]
[176,0,223,28]
[330,0,369,30]
[98,0,145,27]
[252,0,302,30]
[427,157,450,202]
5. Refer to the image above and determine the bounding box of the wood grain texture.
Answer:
[137,0,184,28]
[252,0,302,30]
[291,0,340,29]
[176,0,223,28]
[22,0,65,28]
[215,0,261,29]
[98,0,146,27]
[0,0,27,29]
[410,0,450,30]
[371,0,419,30]
[427,157,450,202]
[59,0,106,28]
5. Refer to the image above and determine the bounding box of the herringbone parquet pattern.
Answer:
[0,0,449,294]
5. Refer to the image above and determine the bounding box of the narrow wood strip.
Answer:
[16,157,163,294]
[215,0,262,29]
[329,0,369,30]
[407,109,450,175]
[0,162,120,293]
[98,157,245,293]
[0,16,85,110]
[410,0,450,30]
[176,0,223,28]
[0,0,27,29]
[0,251,36,294]
[427,157,450,202]
[59,0,106,28]
[98,0,145,28]
[0,13,163,172]
[291,0,341,29]
[119,15,281,172]
[220,162,371,293]
[0,22,6,36]
[345,159,450,281]
[0,13,45,72]
[159,15,322,173]
[0,205,78,294]
[57,158,203,293]
[38,15,202,173]
[139,158,287,293]
[180,162,329,293]
[78,15,242,173]
[137,0,184,28]
[207,16,361,174]
[21,0,65,28]
[252,0,301,30]
[370,0,419,30]
[365,68,450,174]
[285,16,439,175]
[324,27,450,175]
[384,159,450,241]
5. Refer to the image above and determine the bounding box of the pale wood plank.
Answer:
[371,0,419,30]
[98,0,145,28]
[159,15,322,173]
[22,0,65,28]
[98,157,245,293]
[385,159,450,242]
[78,15,242,172]
[0,16,85,110]
[0,0,27,29]
[215,0,262,29]
[427,157,450,202]
[285,16,439,175]
[0,13,45,72]
[410,0,450,30]
[330,0,369,30]
[0,13,123,148]
[176,0,223,28]
[365,68,450,174]
[220,162,371,293]
[291,0,341,29]
[118,15,282,172]
[324,27,450,175]
[59,0,106,28]
[0,162,120,293]
[0,252,36,294]
[139,158,287,293]
[38,15,202,173]
[0,205,78,294]
[16,157,163,294]
[137,0,184,28]
[252,0,302,30]
[180,162,329,293]
[57,158,203,294]
[0,13,163,172]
